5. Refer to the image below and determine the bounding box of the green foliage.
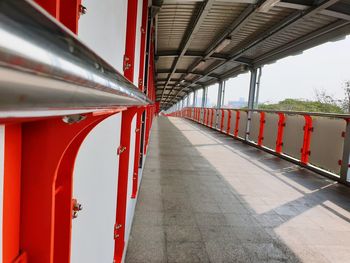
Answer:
[258,99,344,113]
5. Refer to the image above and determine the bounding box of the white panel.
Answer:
[0,125,4,261]
[124,115,137,260]
[71,114,121,263]
[248,112,260,143]
[200,109,204,123]
[238,111,248,139]
[229,110,237,135]
[263,113,279,150]
[78,0,128,72]
[283,114,305,160]
[216,109,222,130]
[212,109,217,129]
[309,117,346,174]
[133,0,143,86]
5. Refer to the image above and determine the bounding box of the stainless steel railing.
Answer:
[0,0,150,118]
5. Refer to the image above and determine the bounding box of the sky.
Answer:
[220,35,350,105]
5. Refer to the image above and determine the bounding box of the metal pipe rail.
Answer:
[0,0,150,119]
[168,107,350,185]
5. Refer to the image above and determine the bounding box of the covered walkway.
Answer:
[126,116,350,263]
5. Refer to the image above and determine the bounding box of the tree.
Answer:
[259,98,343,113]
[341,81,350,113]
[314,88,338,105]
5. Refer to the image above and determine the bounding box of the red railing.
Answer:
[0,1,156,263]
[166,107,350,185]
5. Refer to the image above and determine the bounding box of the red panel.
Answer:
[258,112,265,146]
[35,0,60,19]
[276,113,285,153]
[226,110,231,134]
[220,109,225,132]
[301,115,313,164]
[124,0,138,82]
[20,113,114,262]
[3,124,22,263]
[60,0,80,34]
[234,110,240,137]
[131,108,144,198]
[137,0,149,91]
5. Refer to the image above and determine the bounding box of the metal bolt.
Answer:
[72,211,78,219]
[73,202,83,212]
[115,224,122,230]
[117,146,127,155]
[79,4,87,15]
[62,114,86,124]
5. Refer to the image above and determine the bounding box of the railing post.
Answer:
[301,115,313,164]
[258,112,265,146]
[220,109,225,132]
[340,118,350,183]
[226,110,232,134]
[131,107,144,198]
[276,113,286,153]
[114,108,137,262]
[234,110,240,137]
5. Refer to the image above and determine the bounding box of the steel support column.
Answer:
[216,81,224,110]
[216,81,224,128]
[255,67,262,109]
[193,90,197,107]
[246,68,258,140]
[202,87,207,108]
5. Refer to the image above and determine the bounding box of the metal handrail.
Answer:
[0,0,151,118]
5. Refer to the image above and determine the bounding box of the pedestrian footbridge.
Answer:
[0,0,350,262]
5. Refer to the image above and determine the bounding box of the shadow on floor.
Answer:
[126,117,350,263]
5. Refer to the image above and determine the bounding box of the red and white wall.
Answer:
[0,0,156,262]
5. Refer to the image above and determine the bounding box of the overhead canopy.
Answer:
[154,0,350,109]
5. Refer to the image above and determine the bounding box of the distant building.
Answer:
[225,97,247,108]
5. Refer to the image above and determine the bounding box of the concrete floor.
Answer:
[126,117,350,263]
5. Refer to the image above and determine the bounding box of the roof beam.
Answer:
[163,3,263,108]
[276,0,350,20]
[165,0,341,108]
[160,2,263,109]
[157,51,234,62]
[160,0,216,104]
[254,20,350,66]
[156,69,220,79]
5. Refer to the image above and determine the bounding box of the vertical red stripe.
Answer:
[3,124,22,263]
[301,115,313,164]
[276,113,285,153]
[258,112,265,146]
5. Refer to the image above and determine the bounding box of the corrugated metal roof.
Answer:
[155,0,350,109]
